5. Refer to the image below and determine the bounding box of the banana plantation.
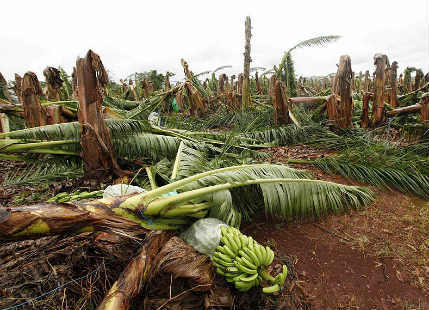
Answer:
[0,16,428,310]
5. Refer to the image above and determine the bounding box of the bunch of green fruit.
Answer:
[212,225,288,293]
[47,190,104,203]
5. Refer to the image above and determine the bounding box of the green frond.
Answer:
[314,157,429,199]
[195,71,211,78]
[174,164,372,227]
[250,67,266,72]
[213,65,232,74]
[103,96,139,110]
[113,133,181,161]
[288,35,341,53]
[0,119,152,141]
[3,157,83,186]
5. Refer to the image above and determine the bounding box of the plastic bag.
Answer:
[180,218,227,257]
[148,111,161,126]
[172,97,179,112]
[103,184,147,198]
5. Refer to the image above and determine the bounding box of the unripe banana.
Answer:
[234,280,253,292]
[214,252,233,263]
[234,260,257,274]
[238,250,253,263]
[213,256,235,267]
[219,245,236,259]
[262,284,280,294]
[233,233,242,249]
[226,266,239,273]
[244,244,260,266]
[254,244,265,265]
[240,234,249,247]
[240,273,258,282]
[220,235,233,251]
[226,233,239,254]
[239,255,257,270]
[265,247,274,266]
[216,267,226,276]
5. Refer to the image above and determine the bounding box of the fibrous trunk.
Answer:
[373,54,389,126]
[421,93,429,127]
[76,49,125,182]
[360,92,371,128]
[272,80,290,125]
[97,231,172,310]
[333,55,353,128]
[43,67,63,101]
[390,61,398,107]
[241,16,252,109]
[22,72,47,128]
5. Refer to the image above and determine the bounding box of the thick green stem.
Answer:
[144,178,354,216]
[118,164,264,210]
[0,139,77,153]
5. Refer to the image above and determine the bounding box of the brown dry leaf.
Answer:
[396,270,403,282]
[154,237,214,291]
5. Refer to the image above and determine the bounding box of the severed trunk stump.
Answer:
[241,16,252,109]
[333,55,353,128]
[373,54,389,126]
[22,72,48,128]
[360,92,372,128]
[421,93,429,127]
[390,61,399,107]
[76,50,125,182]
[326,94,337,127]
[43,67,63,101]
[272,80,290,125]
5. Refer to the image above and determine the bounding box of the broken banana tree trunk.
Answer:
[0,201,148,241]
[241,16,252,109]
[0,72,12,102]
[272,80,290,125]
[373,54,389,126]
[76,50,125,182]
[420,93,429,127]
[13,74,23,105]
[333,55,353,128]
[390,61,399,108]
[43,67,63,101]
[360,92,372,128]
[22,72,48,128]
[326,94,338,127]
[97,231,172,310]
[364,70,370,92]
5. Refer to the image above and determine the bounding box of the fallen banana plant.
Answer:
[0,164,374,240]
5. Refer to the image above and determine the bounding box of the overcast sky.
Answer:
[1,0,428,82]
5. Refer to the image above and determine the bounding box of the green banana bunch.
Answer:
[212,225,288,294]
[48,190,104,203]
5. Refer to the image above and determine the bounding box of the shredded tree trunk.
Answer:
[76,50,125,182]
[241,16,252,109]
[333,55,353,128]
[373,54,389,126]
[360,92,371,128]
[272,80,290,125]
[390,61,399,107]
[97,231,172,310]
[364,70,370,92]
[0,199,148,241]
[22,72,48,128]
[13,73,23,104]
[421,93,429,126]
[43,66,63,101]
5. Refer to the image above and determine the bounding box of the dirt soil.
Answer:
[240,146,429,310]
